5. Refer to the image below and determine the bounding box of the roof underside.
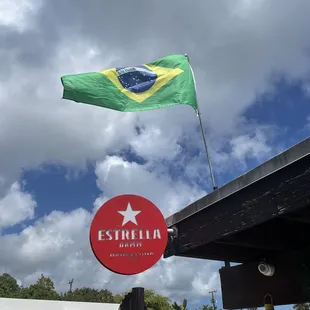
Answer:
[164,137,310,263]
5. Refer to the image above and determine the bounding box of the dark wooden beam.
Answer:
[216,223,297,251]
[280,214,310,224]
[166,137,310,228]
[215,239,285,251]
[173,155,310,256]
[164,137,310,263]
[177,241,279,263]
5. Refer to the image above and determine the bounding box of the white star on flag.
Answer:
[118,203,141,226]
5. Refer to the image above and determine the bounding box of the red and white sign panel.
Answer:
[90,194,168,275]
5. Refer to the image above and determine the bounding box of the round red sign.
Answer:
[90,194,168,275]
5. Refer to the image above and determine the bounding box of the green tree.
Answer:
[117,289,172,310]
[293,304,310,310]
[172,299,188,310]
[144,289,172,310]
[62,287,114,303]
[100,288,115,303]
[0,273,21,298]
[20,274,60,300]
[114,293,124,304]
[198,305,214,310]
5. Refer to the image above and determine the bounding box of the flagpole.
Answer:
[185,54,217,191]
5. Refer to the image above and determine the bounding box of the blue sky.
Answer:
[246,79,310,145]
[23,165,100,218]
[1,1,310,309]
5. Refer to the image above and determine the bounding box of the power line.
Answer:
[68,279,74,292]
[209,290,217,310]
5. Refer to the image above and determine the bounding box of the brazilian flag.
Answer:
[61,54,197,112]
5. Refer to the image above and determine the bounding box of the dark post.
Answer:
[131,287,145,310]
[128,292,133,310]
[120,293,131,310]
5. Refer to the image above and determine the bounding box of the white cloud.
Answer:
[95,156,205,216]
[0,207,94,282]
[0,0,42,31]
[230,128,273,166]
[306,116,310,129]
[0,182,36,231]
[0,40,138,190]
[130,124,182,161]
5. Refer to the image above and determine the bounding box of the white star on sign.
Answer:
[118,203,141,226]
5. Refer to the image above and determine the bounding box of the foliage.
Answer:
[172,299,188,310]
[144,289,172,310]
[116,289,172,310]
[63,287,114,303]
[198,305,214,310]
[0,272,216,310]
[0,273,20,298]
[293,304,310,310]
[113,293,124,303]
[19,274,60,300]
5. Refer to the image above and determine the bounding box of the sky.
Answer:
[0,0,310,309]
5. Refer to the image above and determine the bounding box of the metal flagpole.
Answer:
[185,54,217,191]
[197,107,217,190]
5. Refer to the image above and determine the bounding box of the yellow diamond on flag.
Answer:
[100,64,183,103]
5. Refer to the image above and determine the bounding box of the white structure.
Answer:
[0,297,120,310]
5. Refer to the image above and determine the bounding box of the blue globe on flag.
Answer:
[116,66,157,93]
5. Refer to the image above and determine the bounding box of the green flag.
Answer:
[61,54,197,112]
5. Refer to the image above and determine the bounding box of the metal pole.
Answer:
[197,109,217,190]
[68,278,74,292]
[224,261,230,267]
[185,54,217,191]
[209,290,217,310]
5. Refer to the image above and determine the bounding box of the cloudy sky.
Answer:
[1,0,310,308]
